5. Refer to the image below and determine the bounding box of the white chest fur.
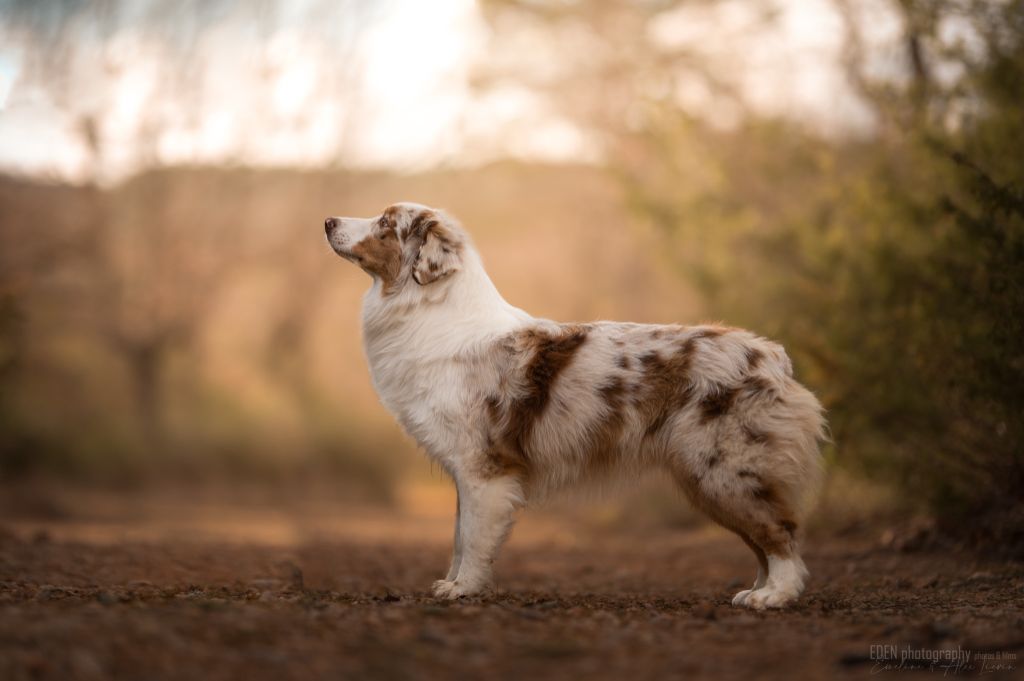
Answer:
[359,266,529,467]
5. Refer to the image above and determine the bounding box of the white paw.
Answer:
[432,579,456,598]
[431,579,487,600]
[731,588,757,606]
[743,587,798,610]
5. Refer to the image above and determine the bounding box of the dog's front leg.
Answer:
[445,485,463,580]
[431,482,463,595]
[432,474,523,599]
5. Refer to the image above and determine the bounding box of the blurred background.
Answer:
[0,0,1021,548]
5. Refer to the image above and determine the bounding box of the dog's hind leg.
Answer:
[433,474,523,599]
[672,454,808,610]
[730,531,769,606]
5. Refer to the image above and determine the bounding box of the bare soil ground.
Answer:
[1,489,1022,681]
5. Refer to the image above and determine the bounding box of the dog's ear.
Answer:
[412,214,462,285]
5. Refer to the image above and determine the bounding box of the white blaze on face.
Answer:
[326,215,377,257]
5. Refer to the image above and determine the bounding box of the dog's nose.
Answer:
[325,217,338,232]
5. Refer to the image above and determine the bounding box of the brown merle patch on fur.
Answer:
[706,449,723,468]
[690,327,727,341]
[519,327,588,416]
[584,375,630,472]
[742,424,773,446]
[637,338,700,439]
[484,395,501,420]
[751,483,778,504]
[483,326,589,478]
[742,376,773,395]
[746,474,792,511]
[480,438,530,479]
[599,375,626,403]
[745,475,800,548]
[380,205,403,233]
[751,524,794,557]
[674,463,798,559]
[745,346,765,370]
[411,212,464,285]
[403,208,436,240]
[616,355,630,370]
[738,470,786,511]
[739,375,784,406]
[351,230,402,295]
[748,510,801,555]
[639,351,660,367]
[698,385,739,423]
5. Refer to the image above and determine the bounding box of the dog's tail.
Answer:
[776,377,828,517]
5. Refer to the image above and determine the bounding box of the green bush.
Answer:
[621,3,1024,542]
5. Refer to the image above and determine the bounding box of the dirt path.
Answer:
[1,500,1023,681]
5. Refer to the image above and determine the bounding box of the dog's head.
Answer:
[324,202,464,294]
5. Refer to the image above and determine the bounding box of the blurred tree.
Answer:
[89,172,234,444]
[0,175,102,477]
[0,0,388,182]
[0,0,387,446]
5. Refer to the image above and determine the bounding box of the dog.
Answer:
[324,202,826,609]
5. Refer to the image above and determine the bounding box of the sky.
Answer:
[0,0,902,184]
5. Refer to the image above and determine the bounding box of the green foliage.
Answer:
[621,2,1024,540]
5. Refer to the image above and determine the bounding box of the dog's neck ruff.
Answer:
[360,248,530,367]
